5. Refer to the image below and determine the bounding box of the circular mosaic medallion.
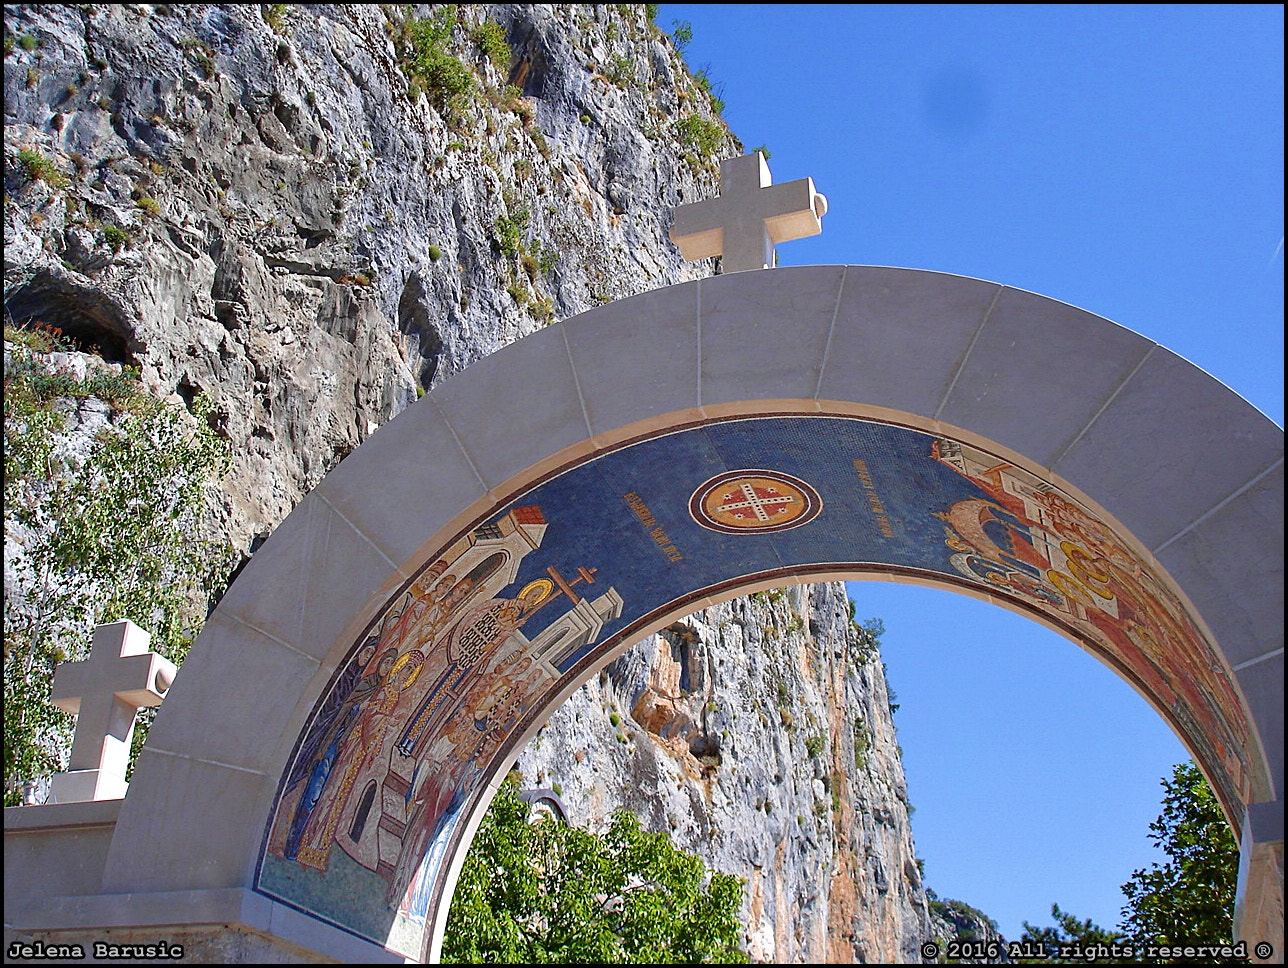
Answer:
[690,470,823,534]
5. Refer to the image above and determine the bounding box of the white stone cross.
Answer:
[48,619,176,802]
[670,152,828,273]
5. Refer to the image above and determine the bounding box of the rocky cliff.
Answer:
[518,584,930,963]
[4,4,931,961]
[926,895,1011,964]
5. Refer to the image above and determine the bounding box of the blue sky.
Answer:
[660,3,1283,942]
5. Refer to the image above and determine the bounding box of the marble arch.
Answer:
[50,267,1283,961]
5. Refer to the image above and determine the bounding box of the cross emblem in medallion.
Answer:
[690,470,823,534]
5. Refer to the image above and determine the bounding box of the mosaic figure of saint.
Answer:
[285,638,379,791]
[282,643,390,860]
[395,589,543,760]
[294,649,424,870]
[390,648,548,915]
[383,587,553,908]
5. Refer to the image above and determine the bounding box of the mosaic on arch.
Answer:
[256,415,1254,955]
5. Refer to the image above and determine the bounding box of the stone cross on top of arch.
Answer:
[48,619,176,803]
[670,152,828,273]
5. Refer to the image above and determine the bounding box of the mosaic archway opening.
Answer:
[255,414,1256,956]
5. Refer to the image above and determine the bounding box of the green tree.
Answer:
[443,775,749,963]
[674,114,725,156]
[1119,761,1239,952]
[1017,762,1240,964]
[3,338,233,803]
[670,20,693,53]
[1017,904,1126,964]
[470,18,510,71]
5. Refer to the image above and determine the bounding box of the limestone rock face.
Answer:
[4,3,932,961]
[927,897,1012,964]
[5,3,720,545]
[518,583,931,964]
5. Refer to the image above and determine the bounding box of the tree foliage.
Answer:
[1119,761,1240,951]
[3,337,233,803]
[1018,762,1240,964]
[1018,904,1126,964]
[673,114,725,156]
[442,776,749,963]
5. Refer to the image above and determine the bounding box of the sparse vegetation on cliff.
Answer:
[398,6,475,116]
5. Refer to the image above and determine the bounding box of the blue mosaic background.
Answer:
[498,415,977,668]
[259,413,1249,955]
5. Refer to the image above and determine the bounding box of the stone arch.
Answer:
[101,267,1282,962]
